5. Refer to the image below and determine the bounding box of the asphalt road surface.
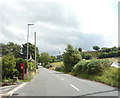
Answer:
[13,66,118,96]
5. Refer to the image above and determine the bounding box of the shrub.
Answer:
[73,61,89,74]
[45,64,52,69]
[86,60,102,75]
[2,55,18,79]
[73,59,111,75]
[55,66,65,72]
[27,62,35,71]
[63,44,82,73]
[16,58,27,74]
[85,54,92,60]
[98,52,109,58]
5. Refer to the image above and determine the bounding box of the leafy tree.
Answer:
[85,53,92,60]
[98,52,109,58]
[111,46,118,51]
[63,44,82,73]
[22,42,39,60]
[39,52,52,66]
[2,55,18,79]
[118,47,120,50]
[93,46,100,51]
[1,42,21,58]
[78,48,82,52]
[50,56,56,63]
[101,47,112,52]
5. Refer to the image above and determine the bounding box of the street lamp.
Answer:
[27,24,34,62]
[34,32,37,71]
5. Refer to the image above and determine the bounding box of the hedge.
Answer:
[73,59,111,75]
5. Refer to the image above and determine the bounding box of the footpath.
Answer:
[0,82,27,98]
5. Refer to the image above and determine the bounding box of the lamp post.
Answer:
[27,24,34,62]
[34,32,37,71]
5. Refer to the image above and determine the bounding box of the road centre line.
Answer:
[60,78,64,80]
[70,84,79,91]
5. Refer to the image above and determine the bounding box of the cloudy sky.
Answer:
[0,0,118,55]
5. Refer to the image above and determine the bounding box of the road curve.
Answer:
[13,66,118,96]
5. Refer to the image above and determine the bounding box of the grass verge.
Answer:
[50,61,63,67]
[18,71,36,82]
[70,66,120,87]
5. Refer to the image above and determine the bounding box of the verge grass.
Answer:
[18,71,36,82]
[50,61,64,67]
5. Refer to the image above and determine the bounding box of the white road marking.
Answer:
[60,78,64,80]
[56,76,59,78]
[70,84,79,91]
[2,88,10,91]
[7,82,28,96]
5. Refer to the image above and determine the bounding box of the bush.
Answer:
[55,66,65,72]
[2,55,18,79]
[73,61,89,74]
[27,62,35,71]
[45,64,52,69]
[63,44,82,73]
[85,54,92,60]
[98,52,109,58]
[98,51,119,58]
[73,59,111,75]
[86,60,102,75]
[16,58,27,74]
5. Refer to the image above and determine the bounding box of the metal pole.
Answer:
[27,24,34,73]
[59,51,61,66]
[27,25,29,61]
[34,32,37,71]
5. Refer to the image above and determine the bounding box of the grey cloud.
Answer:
[0,1,112,55]
[19,1,79,28]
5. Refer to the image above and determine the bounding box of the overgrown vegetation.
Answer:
[2,55,18,79]
[63,44,82,73]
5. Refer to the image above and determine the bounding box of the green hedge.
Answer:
[98,50,120,58]
[72,59,119,87]
[73,59,111,75]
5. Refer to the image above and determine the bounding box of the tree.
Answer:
[1,42,21,58]
[63,44,82,72]
[2,55,18,79]
[78,48,82,52]
[22,42,39,60]
[93,46,100,51]
[50,56,56,63]
[101,47,112,52]
[39,52,52,66]
[85,53,92,60]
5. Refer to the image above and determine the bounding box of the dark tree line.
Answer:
[1,42,39,61]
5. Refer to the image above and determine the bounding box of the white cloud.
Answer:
[0,0,118,55]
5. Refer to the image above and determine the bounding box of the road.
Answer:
[12,66,118,96]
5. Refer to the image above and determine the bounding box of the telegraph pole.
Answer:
[27,24,34,73]
[27,24,34,61]
[34,32,37,71]
[59,51,61,66]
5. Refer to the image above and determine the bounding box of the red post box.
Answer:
[20,63,25,80]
